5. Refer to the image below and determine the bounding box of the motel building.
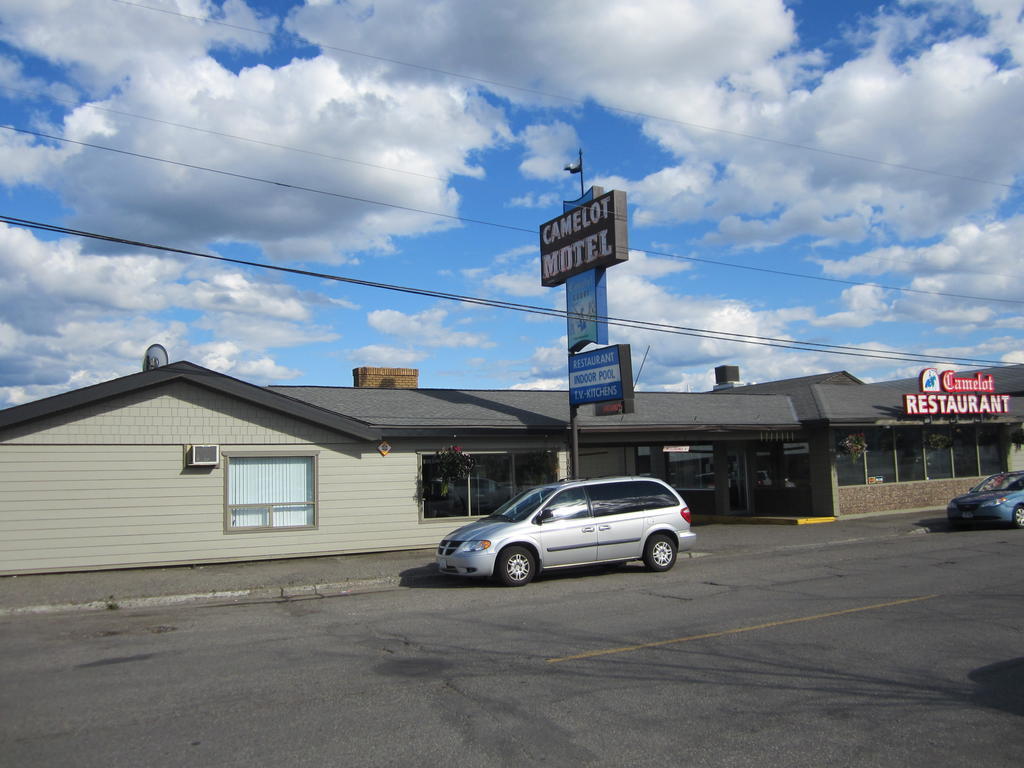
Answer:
[0,360,1022,575]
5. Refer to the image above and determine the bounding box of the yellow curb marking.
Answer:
[546,594,939,663]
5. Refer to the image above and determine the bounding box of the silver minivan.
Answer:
[436,476,695,586]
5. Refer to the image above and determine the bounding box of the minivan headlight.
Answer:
[462,540,492,552]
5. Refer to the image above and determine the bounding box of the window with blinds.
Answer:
[226,455,316,531]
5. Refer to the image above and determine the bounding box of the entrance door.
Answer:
[728,449,748,513]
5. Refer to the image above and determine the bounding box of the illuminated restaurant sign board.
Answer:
[903,368,1011,415]
[539,189,628,287]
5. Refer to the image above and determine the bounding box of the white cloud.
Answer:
[348,344,428,368]
[0,225,341,403]
[507,192,562,209]
[510,378,563,391]
[519,122,579,181]
[366,307,494,348]
[813,285,893,328]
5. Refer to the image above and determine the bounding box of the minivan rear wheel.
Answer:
[643,534,677,572]
[495,546,535,586]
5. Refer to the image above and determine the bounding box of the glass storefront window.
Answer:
[924,426,953,479]
[664,445,714,489]
[835,431,866,486]
[782,443,810,487]
[952,425,979,478]
[978,426,1002,475]
[895,428,925,482]
[421,450,558,519]
[635,446,652,476]
[865,427,895,483]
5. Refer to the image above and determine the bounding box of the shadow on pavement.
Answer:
[969,658,1024,716]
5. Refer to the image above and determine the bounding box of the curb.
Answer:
[693,515,837,526]
[0,576,407,618]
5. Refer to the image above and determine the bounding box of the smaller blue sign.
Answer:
[566,269,608,353]
[568,344,633,406]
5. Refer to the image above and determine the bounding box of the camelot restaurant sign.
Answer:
[903,368,1011,415]
[539,189,628,287]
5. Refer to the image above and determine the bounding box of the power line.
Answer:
[4,85,1013,284]
[5,123,1022,308]
[110,0,1020,192]
[1,213,1019,369]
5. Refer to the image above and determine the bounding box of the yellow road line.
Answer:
[546,594,939,663]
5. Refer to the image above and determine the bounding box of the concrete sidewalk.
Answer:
[0,510,949,617]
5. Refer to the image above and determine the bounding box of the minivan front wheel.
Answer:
[495,546,535,586]
[643,534,677,572]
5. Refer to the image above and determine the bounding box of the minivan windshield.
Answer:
[488,486,558,522]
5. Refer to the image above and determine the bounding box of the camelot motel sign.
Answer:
[903,368,1012,415]
[539,189,628,287]
[538,187,632,409]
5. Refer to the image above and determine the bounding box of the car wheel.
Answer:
[495,546,535,586]
[643,534,677,572]
[1013,505,1024,529]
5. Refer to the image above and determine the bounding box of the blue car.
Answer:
[947,471,1024,529]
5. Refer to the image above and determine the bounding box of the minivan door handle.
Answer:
[598,525,611,531]
[581,526,595,533]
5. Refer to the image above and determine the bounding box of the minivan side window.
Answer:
[587,481,678,517]
[541,487,591,521]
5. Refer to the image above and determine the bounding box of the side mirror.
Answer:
[535,510,553,525]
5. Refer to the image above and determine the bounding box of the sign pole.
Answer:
[570,402,580,479]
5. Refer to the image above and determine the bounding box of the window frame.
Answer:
[834,424,1006,486]
[223,451,319,534]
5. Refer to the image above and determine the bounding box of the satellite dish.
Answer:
[143,344,169,371]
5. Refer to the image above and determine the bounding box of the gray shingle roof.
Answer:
[0,361,380,441]
[4,360,1018,441]
[736,365,1024,424]
[269,385,801,433]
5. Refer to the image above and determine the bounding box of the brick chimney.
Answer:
[352,367,419,389]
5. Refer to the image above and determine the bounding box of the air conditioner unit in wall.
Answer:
[186,444,220,467]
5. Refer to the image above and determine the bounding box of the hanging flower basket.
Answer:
[436,445,475,496]
[1011,429,1024,452]
[839,432,867,462]
[926,432,953,451]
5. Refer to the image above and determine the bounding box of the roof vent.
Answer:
[713,365,742,391]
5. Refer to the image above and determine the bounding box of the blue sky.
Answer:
[1,0,1022,406]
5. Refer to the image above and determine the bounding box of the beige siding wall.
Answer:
[0,383,568,574]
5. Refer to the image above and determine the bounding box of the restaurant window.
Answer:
[635,446,653,476]
[839,425,1002,486]
[952,425,979,478]
[226,455,316,531]
[420,450,559,519]
[924,426,953,479]
[782,443,810,487]
[664,445,714,489]
[865,427,895,484]
[834,430,866,486]
[895,428,925,482]
[978,426,1002,475]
